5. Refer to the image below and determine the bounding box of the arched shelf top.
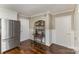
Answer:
[34,20,45,26]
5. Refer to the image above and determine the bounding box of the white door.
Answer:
[20,18,29,42]
[55,15,74,48]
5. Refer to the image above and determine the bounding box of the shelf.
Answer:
[33,20,45,46]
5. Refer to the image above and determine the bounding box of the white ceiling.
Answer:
[0,4,75,16]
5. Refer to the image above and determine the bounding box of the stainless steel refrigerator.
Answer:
[1,19,20,53]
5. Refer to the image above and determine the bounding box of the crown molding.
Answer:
[18,13,31,19]
[18,7,75,19]
[51,9,75,16]
[30,9,75,18]
[30,11,48,18]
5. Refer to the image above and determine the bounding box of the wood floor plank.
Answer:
[3,39,75,54]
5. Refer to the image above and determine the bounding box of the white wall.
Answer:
[74,5,79,53]
[0,8,17,20]
[19,17,30,42]
[52,30,56,43]
[45,13,52,46]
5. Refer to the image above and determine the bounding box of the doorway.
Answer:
[20,18,29,42]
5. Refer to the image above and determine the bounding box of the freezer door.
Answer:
[1,19,10,52]
[13,21,20,47]
[8,20,20,50]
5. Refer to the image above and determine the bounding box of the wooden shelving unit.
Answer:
[32,20,45,49]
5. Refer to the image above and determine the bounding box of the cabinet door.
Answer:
[2,19,9,39]
[13,21,20,46]
[8,21,20,49]
[1,19,10,52]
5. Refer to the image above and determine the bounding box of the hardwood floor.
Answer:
[3,39,75,54]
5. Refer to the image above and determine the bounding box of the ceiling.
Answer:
[0,4,75,16]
